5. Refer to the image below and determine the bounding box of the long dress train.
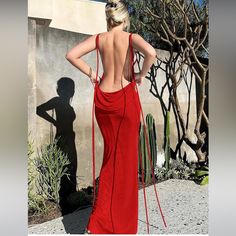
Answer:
[86,33,167,234]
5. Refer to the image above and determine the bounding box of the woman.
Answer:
[66,0,162,234]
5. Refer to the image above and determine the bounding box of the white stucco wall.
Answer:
[28,0,107,34]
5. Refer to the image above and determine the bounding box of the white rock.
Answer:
[156,151,165,167]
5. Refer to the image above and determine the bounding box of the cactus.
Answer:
[138,113,158,184]
[146,114,158,169]
[139,125,150,184]
[164,111,171,170]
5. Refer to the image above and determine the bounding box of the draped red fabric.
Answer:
[86,33,167,234]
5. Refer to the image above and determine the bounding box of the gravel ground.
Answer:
[28,179,208,234]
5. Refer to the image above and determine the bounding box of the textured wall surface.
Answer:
[28,19,197,189]
[28,0,106,34]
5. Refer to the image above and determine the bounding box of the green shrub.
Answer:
[28,134,49,215]
[34,137,71,205]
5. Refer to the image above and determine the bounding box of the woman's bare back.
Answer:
[66,30,157,91]
[97,31,134,93]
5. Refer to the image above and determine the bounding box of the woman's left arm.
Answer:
[65,34,98,83]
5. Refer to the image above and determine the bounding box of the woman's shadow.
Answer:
[36,77,78,216]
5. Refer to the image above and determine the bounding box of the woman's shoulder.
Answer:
[97,31,109,37]
[126,33,144,47]
[130,32,143,40]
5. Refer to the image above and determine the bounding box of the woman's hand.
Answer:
[89,70,98,85]
[134,73,145,86]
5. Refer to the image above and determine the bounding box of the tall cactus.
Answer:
[139,125,151,184]
[138,113,158,184]
[164,111,171,170]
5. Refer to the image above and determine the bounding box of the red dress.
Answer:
[86,33,167,234]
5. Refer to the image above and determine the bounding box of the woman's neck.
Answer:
[109,23,124,32]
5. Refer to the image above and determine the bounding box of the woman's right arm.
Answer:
[132,33,157,81]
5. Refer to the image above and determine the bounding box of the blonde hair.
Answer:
[105,0,130,32]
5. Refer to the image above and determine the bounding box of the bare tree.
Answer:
[129,0,209,162]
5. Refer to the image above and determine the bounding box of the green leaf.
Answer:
[200,175,208,185]
[202,166,209,171]
[195,170,208,177]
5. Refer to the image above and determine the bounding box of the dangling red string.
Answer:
[138,95,168,229]
[91,33,100,207]
[129,33,150,234]
[129,33,168,233]
[138,135,150,233]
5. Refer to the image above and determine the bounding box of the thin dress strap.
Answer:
[129,32,152,233]
[95,33,100,84]
[91,33,100,208]
[129,33,135,82]
[131,30,150,233]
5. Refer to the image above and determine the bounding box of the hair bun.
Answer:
[106,0,119,9]
[105,0,130,32]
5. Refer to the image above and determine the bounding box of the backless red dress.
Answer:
[86,33,167,234]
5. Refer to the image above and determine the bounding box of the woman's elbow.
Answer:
[149,49,157,58]
[144,49,157,61]
[65,52,72,61]
[149,50,157,64]
[65,53,80,63]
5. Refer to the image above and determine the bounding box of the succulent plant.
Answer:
[164,111,171,170]
[154,158,196,182]
[194,165,209,185]
[138,113,158,184]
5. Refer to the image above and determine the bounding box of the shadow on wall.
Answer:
[36,77,78,215]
